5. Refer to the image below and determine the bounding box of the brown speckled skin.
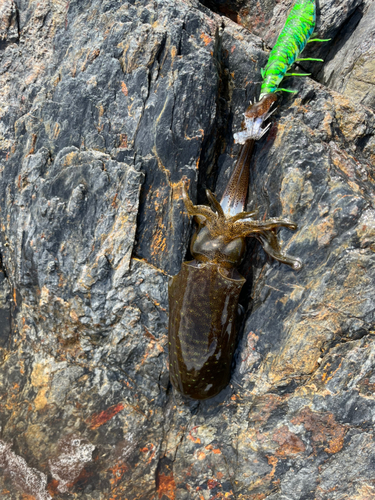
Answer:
[220,140,254,216]
[168,261,245,400]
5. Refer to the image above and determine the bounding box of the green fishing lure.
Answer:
[259,0,325,99]
[234,0,329,143]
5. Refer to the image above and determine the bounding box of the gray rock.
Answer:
[0,0,18,42]
[319,0,375,110]
[0,0,374,498]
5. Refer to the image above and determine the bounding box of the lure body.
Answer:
[260,0,315,99]
[168,137,301,400]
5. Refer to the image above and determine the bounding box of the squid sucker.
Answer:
[168,131,301,400]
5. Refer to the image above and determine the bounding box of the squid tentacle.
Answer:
[256,231,302,270]
[182,182,217,220]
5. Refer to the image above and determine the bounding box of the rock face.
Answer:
[0,0,374,498]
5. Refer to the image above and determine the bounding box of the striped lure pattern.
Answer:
[259,0,316,99]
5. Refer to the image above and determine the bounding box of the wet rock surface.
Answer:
[0,0,374,498]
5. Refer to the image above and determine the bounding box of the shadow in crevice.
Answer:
[303,3,365,84]
[197,0,245,24]
[195,26,233,204]
[0,252,11,349]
